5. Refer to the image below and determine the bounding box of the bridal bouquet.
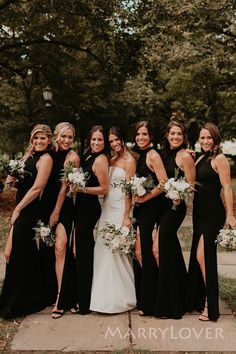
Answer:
[61,161,88,198]
[33,220,55,250]
[159,175,195,210]
[101,222,136,255]
[112,174,155,197]
[215,228,236,251]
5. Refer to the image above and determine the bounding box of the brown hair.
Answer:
[84,125,108,155]
[200,122,222,158]
[133,120,153,144]
[24,124,53,158]
[162,120,187,155]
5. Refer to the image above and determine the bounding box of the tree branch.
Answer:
[0,0,19,11]
[0,39,108,73]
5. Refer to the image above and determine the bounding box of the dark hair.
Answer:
[108,126,126,146]
[84,125,108,155]
[162,120,188,156]
[200,122,222,158]
[133,120,153,144]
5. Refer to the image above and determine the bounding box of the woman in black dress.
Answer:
[73,125,109,315]
[133,121,167,316]
[41,122,80,319]
[186,122,236,321]
[153,120,195,319]
[0,124,53,319]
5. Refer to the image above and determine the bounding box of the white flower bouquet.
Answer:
[159,176,195,210]
[0,157,28,180]
[61,161,88,198]
[215,228,236,251]
[112,174,155,197]
[33,220,55,250]
[101,222,136,255]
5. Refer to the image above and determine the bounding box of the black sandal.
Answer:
[52,310,64,319]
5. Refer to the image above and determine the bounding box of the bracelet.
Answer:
[83,187,87,194]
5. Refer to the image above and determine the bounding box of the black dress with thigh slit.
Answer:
[40,149,77,310]
[133,148,163,315]
[154,147,187,319]
[74,152,104,314]
[186,152,225,321]
[0,152,47,319]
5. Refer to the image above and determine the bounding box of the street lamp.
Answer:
[43,86,53,107]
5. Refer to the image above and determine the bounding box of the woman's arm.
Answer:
[135,150,167,203]
[215,154,236,228]
[50,151,80,227]
[11,154,53,225]
[83,155,109,195]
[123,157,136,228]
[178,151,196,183]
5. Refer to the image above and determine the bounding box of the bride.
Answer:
[90,126,137,313]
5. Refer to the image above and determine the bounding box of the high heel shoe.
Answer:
[199,304,209,321]
[52,292,64,319]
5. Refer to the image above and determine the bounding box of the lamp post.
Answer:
[42,86,53,107]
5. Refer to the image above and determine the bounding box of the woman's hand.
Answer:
[122,216,132,229]
[10,207,20,226]
[49,210,59,228]
[6,175,18,188]
[133,195,146,204]
[173,199,181,206]
[226,215,236,229]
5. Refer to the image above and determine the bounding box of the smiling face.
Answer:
[199,128,214,152]
[135,126,151,150]
[109,133,124,153]
[32,132,51,152]
[90,130,105,153]
[167,125,184,149]
[57,128,74,151]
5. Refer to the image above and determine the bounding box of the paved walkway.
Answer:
[0,249,236,352]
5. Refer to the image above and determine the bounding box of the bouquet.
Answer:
[61,161,88,198]
[33,220,55,250]
[159,172,195,210]
[215,228,236,251]
[0,157,29,181]
[112,174,155,197]
[101,222,136,255]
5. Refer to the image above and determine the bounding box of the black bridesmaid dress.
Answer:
[0,152,47,319]
[40,149,77,310]
[74,152,103,314]
[186,152,226,321]
[154,147,187,319]
[133,148,162,315]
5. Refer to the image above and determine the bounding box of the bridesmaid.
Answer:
[41,122,80,319]
[153,120,196,319]
[90,126,136,313]
[133,121,167,316]
[73,125,109,315]
[0,124,53,319]
[186,122,236,321]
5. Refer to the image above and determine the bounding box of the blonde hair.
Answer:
[24,124,53,158]
[53,122,76,151]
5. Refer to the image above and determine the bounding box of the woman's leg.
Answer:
[196,234,208,320]
[52,223,67,318]
[4,226,13,263]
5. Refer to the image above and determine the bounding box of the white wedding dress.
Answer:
[90,166,136,313]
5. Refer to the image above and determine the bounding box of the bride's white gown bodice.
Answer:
[90,167,136,313]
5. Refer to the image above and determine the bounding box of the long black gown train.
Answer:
[186,152,226,321]
[133,148,163,315]
[74,152,103,314]
[154,147,187,319]
[40,149,77,310]
[0,152,47,319]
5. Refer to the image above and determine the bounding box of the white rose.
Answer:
[137,186,146,196]
[40,226,50,237]
[121,226,130,237]
[166,190,179,200]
